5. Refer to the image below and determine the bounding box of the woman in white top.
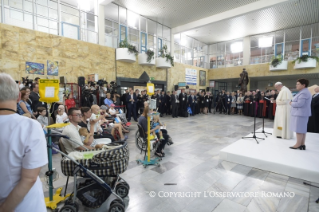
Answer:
[56,105,68,123]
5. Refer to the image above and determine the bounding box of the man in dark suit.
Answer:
[179,90,187,117]
[171,90,179,118]
[158,90,166,117]
[188,93,196,116]
[121,89,129,114]
[29,83,47,117]
[225,91,232,115]
[308,87,319,133]
[165,91,171,115]
[126,90,137,122]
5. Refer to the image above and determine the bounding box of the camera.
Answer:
[97,79,107,87]
[22,76,33,87]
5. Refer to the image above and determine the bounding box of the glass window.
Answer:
[9,0,23,10]
[141,32,147,52]
[163,26,170,41]
[119,7,126,25]
[148,34,155,51]
[174,33,181,45]
[120,25,127,41]
[312,37,319,57]
[157,23,162,38]
[140,17,146,32]
[158,38,162,56]
[174,44,181,63]
[105,3,118,22]
[147,19,156,36]
[127,10,139,30]
[285,40,299,61]
[302,25,311,39]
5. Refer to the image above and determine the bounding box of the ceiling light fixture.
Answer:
[258,36,273,47]
[78,0,90,11]
[231,42,243,53]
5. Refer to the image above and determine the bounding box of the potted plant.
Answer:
[293,55,319,69]
[116,39,138,63]
[156,45,174,68]
[269,55,288,71]
[138,49,155,66]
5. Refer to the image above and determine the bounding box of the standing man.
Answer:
[159,90,166,117]
[166,91,171,115]
[0,73,48,212]
[179,89,187,117]
[188,92,196,116]
[135,89,141,115]
[307,86,319,133]
[29,83,47,116]
[225,91,232,115]
[273,82,293,139]
[171,91,179,118]
[126,90,137,122]
[121,89,129,114]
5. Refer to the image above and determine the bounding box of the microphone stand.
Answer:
[255,97,272,137]
[242,98,264,144]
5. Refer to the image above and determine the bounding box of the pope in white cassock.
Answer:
[273,82,293,139]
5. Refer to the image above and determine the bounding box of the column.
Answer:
[98,4,105,45]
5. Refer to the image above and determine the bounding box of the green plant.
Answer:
[159,44,174,66]
[119,39,138,56]
[292,55,319,64]
[270,55,283,67]
[146,49,155,63]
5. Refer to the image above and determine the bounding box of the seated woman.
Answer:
[108,104,129,125]
[138,106,168,157]
[17,87,36,119]
[99,106,128,141]
[79,107,115,141]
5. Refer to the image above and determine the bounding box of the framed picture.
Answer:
[199,70,206,86]
[26,62,44,75]
[47,60,59,76]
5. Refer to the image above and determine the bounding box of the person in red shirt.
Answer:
[65,93,76,112]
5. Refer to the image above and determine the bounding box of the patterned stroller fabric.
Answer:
[61,143,129,177]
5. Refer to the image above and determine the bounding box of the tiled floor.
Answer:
[42,113,319,212]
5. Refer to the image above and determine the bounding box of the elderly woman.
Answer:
[17,87,36,119]
[289,79,312,150]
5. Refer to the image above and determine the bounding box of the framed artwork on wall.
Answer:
[199,70,206,86]
[26,62,44,75]
[47,60,59,76]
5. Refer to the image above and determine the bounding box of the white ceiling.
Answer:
[113,0,259,28]
[112,0,319,44]
[182,0,319,44]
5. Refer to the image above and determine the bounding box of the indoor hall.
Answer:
[0,0,319,212]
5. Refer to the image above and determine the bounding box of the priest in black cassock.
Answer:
[268,90,277,120]
[257,91,267,118]
[179,89,188,117]
[244,91,252,116]
[307,87,319,133]
[166,91,171,115]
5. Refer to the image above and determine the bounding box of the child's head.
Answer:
[91,105,100,115]
[153,115,159,123]
[79,128,93,145]
[100,105,108,116]
[110,104,115,109]
[37,107,46,116]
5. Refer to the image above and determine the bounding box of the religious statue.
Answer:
[238,68,249,93]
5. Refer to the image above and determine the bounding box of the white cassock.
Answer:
[273,86,293,139]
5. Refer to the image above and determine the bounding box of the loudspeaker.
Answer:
[186,85,189,89]
[174,85,178,91]
[78,77,85,87]
[60,76,66,84]
[206,87,210,91]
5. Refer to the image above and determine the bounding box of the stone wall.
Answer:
[208,62,319,80]
[0,22,207,92]
[0,23,115,83]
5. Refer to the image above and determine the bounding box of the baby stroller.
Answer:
[52,138,129,212]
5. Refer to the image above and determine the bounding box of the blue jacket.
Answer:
[126,93,137,106]
[291,88,312,117]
